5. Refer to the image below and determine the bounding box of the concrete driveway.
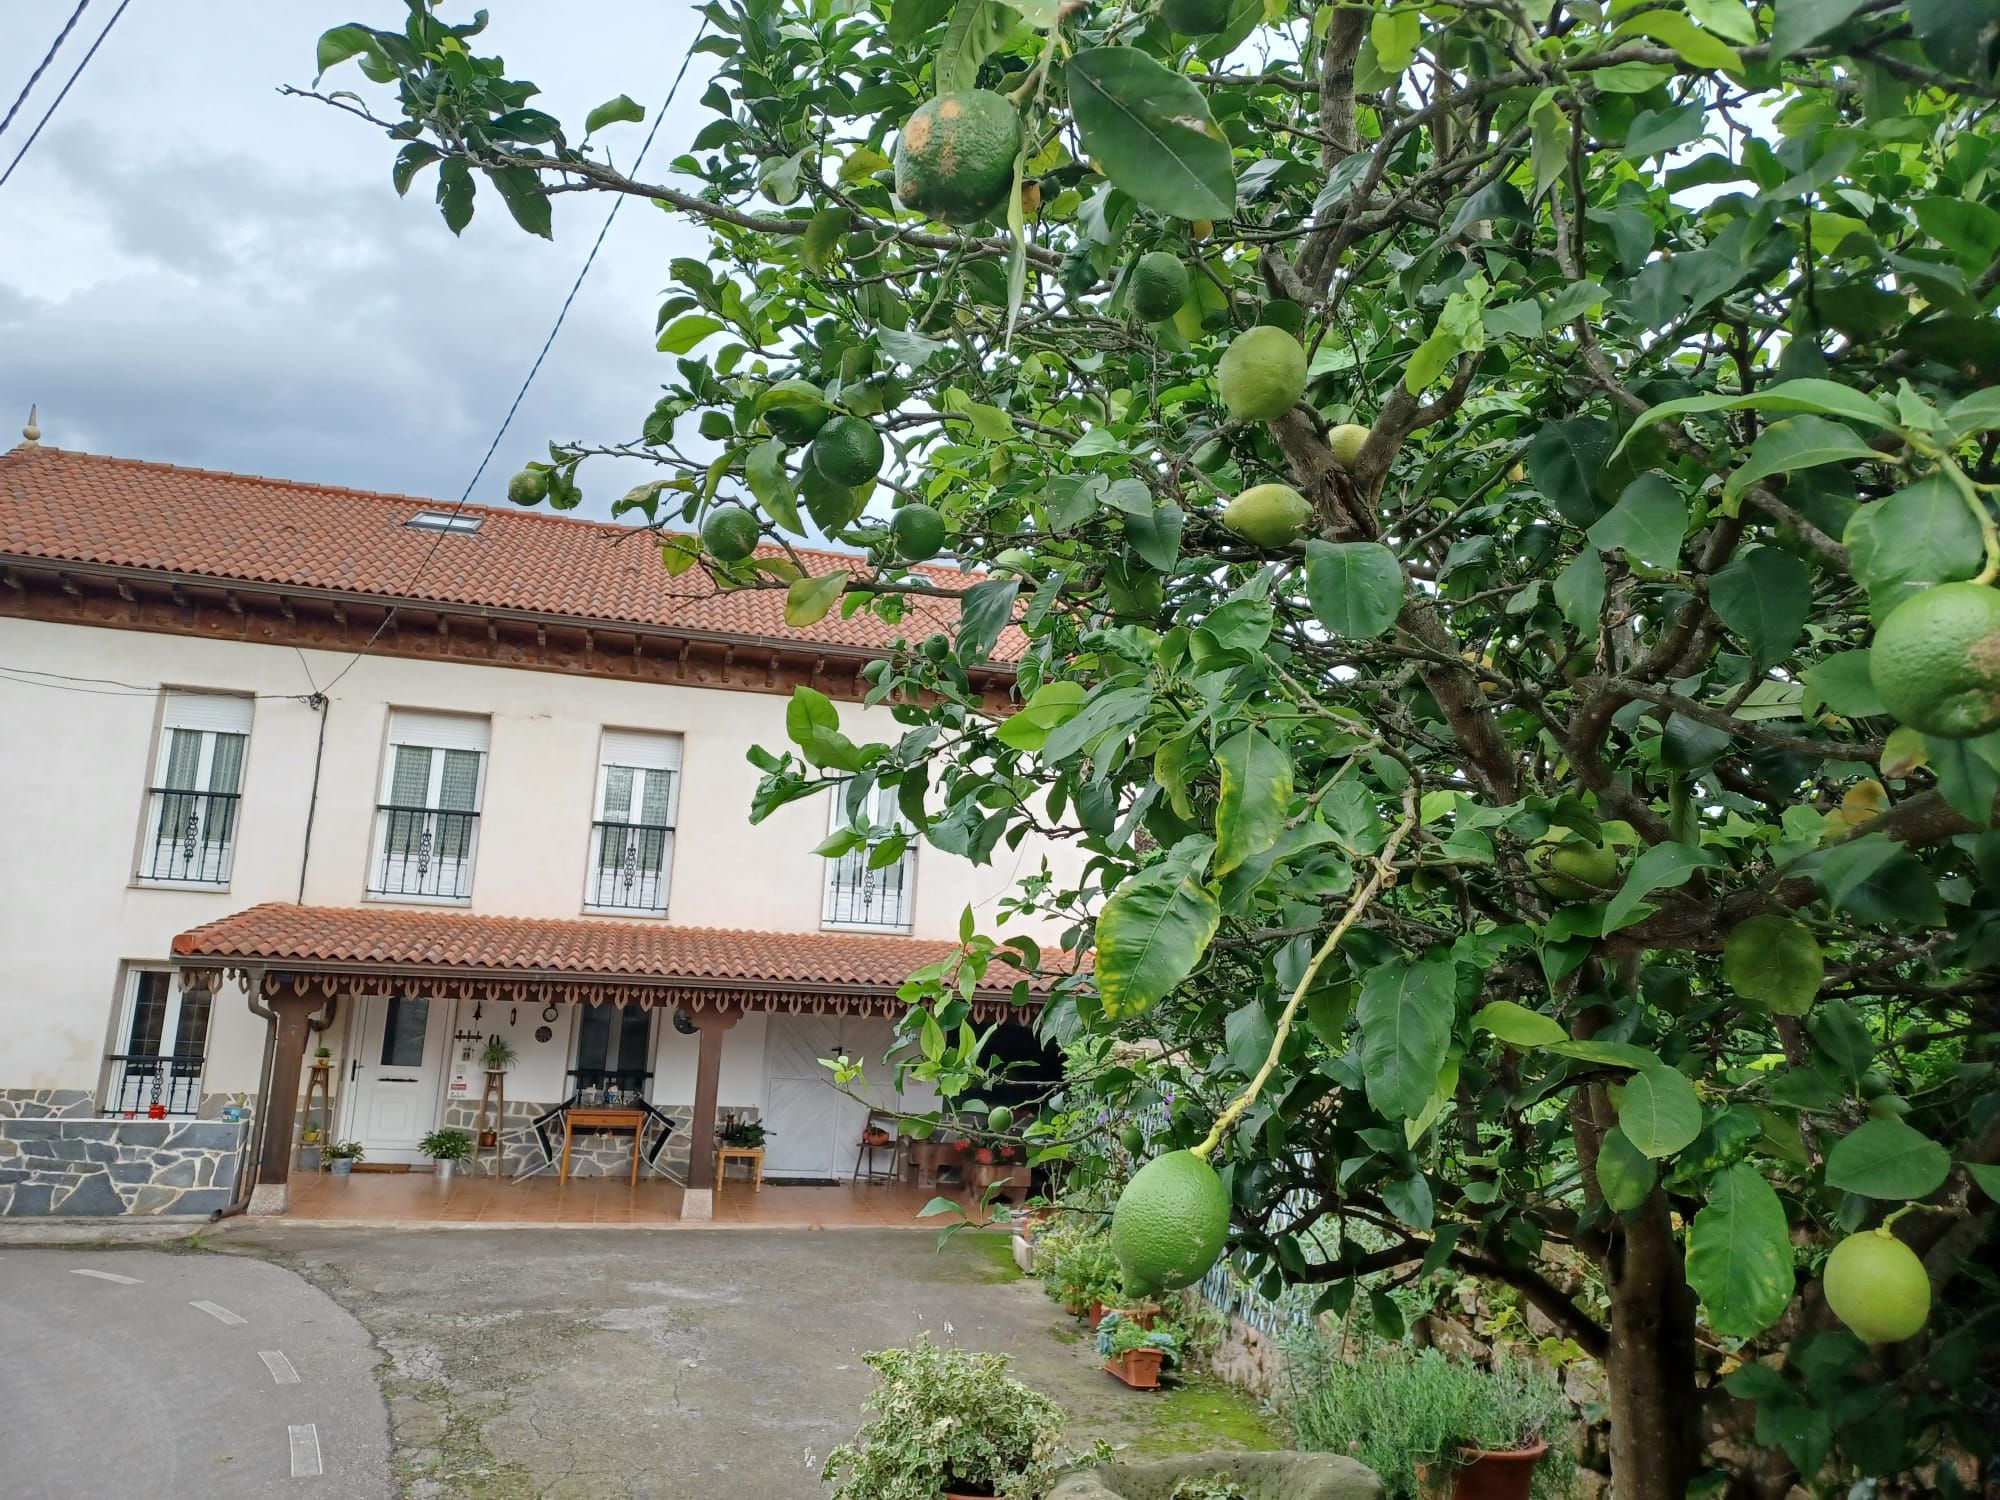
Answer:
[210,1224,1275,1499]
[0,1247,392,1498]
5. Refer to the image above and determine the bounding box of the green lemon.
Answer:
[1528,827,1620,901]
[505,467,549,506]
[1222,483,1313,548]
[1217,325,1308,422]
[1328,423,1370,469]
[757,379,831,445]
[1111,1150,1231,1297]
[700,504,761,564]
[1868,581,2000,739]
[889,503,948,562]
[987,1105,1014,1134]
[1119,1124,1145,1156]
[1130,251,1191,322]
[892,90,1024,224]
[810,415,885,487]
[1160,0,1232,31]
[1823,1229,1931,1344]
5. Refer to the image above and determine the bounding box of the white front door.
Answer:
[345,994,449,1164]
[761,1016,900,1179]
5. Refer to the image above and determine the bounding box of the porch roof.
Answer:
[170,903,1067,1019]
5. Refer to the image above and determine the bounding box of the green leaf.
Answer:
[785,685,862,770]
[936,0,1020,94]
[1554,550,1606,636]
[995,680,1087,753]
[484,165,554,240]
[1686,1163,1796,1339]
[801,207,852,275]
[1549,1039,1662,1070]
[1304,540,1405,638]
[1225,999,1276,1079]
[1709,547,1812,665]
[315,23,383,80]
[1370,5,1421,69]
[1723,915,1824,1014]
[1724,416,1878,507]
[956,578,1018,664]
[785,571,846,627]
[1844,475,1984,616]
[1802,652,1887,718]
[658,315,724,355]
[1472,1000,1569,1048]
[1967,1162,2000,1200]
[1825,1118,1952,1199]
[745,440,803,534]
[1614,1066,1703,1157]
[1602,841,1717,932]
[1064,48,1236,221]
[584,94,646,134]
[1612,10,1744,70]
[888,0,956,45]
[1587,475,1688,569]
[436,156,475,235]
[392,142,442,196]
[1095,839,1222,1020]
[1214,728,1294,877]
[1772,0,1871,54]
[1528,418,1613,526]
[1124,503,1185,572]
[1595,1124,1658,1212]
[1356,959,1457,1120]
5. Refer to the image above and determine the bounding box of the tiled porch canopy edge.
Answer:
[169,901,1060,1022]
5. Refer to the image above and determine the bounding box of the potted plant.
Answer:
[481,1035,517,1074]
[1278,1339,1573,1500]
[1098,1310,1179,1390]
[298,1124,323,1172]
[311,1045,332,1068]
[718,1116,768,1149]
[324,1139,365,1175]
[821,1335,1064,1500]
[421,1127,474,1182]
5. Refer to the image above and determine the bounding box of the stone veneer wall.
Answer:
[438,1099,759,1179]
[0,1089,249,1216]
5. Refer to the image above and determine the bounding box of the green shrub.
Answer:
[1279,1336,1576,1500]
[1034,1217,1122,1308]
[821,1335,1065,1500]
[419,1128,473,1162]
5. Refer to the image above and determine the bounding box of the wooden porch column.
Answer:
[680,1007,739,1220]
[250,989,325,1215]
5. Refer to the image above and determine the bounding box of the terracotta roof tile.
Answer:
[0,446,1015,659]
[171,903,1063,995]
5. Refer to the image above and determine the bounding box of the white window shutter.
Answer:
[600,728,681,772]
[388,709,490,753]
[162,692,253,735]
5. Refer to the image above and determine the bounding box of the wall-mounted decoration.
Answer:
[534,1025,553,1044]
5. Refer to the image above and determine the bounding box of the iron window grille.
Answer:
[138,786,242,884]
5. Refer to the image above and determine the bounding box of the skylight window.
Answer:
[403,510,483,534]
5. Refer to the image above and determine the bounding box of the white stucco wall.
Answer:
[0,614,1080,1103]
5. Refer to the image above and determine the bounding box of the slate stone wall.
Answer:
[0,1090,249,1216]
[437,1099,758,1179]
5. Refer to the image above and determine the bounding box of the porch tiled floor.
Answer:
[280,1169,984,1228]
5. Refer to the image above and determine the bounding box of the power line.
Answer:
[0,0,133,190]
[315,29,706,698]
[0,1,90,145]
[0,664,309,702]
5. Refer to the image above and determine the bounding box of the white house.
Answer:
[0,439,1075,1220]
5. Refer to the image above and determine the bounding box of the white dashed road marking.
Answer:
[190,1299,248,1326]
[69,1268,142,1285]
[289,1423,323,1478]
[259,1350,301,1385]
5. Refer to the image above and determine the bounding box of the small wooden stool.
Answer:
[714,1144,765,1190]
[561,1106,648,1186]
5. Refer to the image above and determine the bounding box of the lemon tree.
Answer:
[320,3,2000,1494]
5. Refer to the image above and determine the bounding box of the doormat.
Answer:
[762,1176,840,1187]
[352,1163,412,1173]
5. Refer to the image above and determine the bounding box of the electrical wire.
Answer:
[313,26,707,699]
[0,0,133,191]
[0,666,310,702]
[0,1,90,145]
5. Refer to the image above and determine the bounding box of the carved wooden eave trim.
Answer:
[0,556,1019,707]
[172,957,1035,1023]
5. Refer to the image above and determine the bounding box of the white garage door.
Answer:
[760,1016,899,1179]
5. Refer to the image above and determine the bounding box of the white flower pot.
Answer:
[434,1159,456,1183]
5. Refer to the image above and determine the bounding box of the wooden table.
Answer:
[560,1106,648,1186]
[714,1144,765,1191]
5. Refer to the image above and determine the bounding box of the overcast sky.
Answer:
[1,1,713,520]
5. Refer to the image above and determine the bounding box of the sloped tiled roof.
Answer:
[0,446,1004,657]
[171,902,1062,995]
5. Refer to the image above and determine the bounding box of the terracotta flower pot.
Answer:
[1104,1347,1165,1388]
[1416,1441,1548,1500]
[1108,1302,1160,1330]
[1088,1298,1107,1330]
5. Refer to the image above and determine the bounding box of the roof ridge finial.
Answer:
[21,405,39,447]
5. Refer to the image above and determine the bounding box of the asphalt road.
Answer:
[0,1247,393,1498]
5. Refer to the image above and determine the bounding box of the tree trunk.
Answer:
[1602,1194,1703,1500]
